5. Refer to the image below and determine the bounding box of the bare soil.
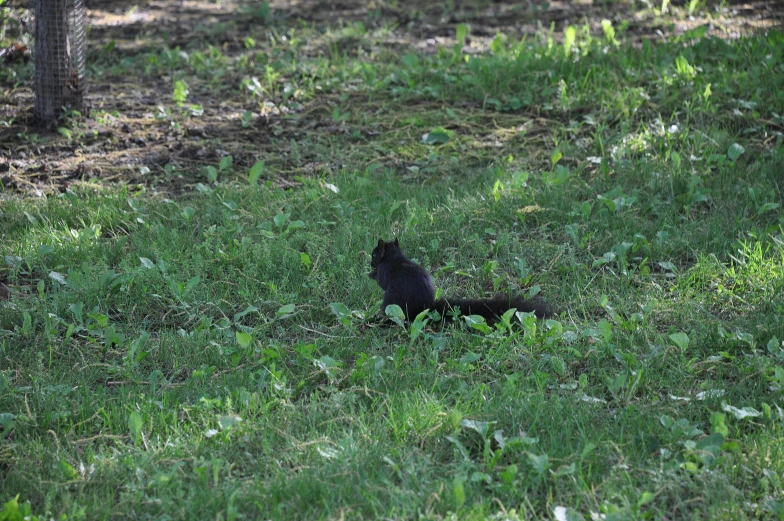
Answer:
[1,0,782,195]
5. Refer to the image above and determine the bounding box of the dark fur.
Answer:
[369,238,553,321]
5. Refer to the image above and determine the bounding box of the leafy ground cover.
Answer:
[1,1,784,519]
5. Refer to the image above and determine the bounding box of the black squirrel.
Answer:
[368,238,553,322]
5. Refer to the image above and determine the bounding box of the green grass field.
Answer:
[1,1,784,519]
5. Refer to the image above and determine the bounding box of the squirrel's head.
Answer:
[370,238,400,268]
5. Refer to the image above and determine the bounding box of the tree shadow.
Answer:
[1,0,782,194]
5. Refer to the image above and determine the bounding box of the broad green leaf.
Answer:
[172,79,188,105]
[329,302,352,324]
[315,355,342,370]
[59,459,79,480]
[596,195,616,212]
[385,304,406,327]
[581,442,596,459]
[276,304,296,320]
[139,257,154,269]
[128,411,143,440]
[447,409,463,430]
[500,464,518,486]
[722,403,761,420]
[669,332,689,351]
[727,143,745,161]
[329,302,350,317]
[185,276,200,293]
[592,251,616,268]
[48,271,67,285]
[218,155,233,171]
[0,413,15,440]
[563,25,576,54]
[490,34,504,54]
[697,432,725,452]
[249,160,264,185]
[551,148,563,166]
[764,500,784,518]
[525,285,542,299]
[409,319,426,341]
[463,314,491,333]
[710,412,729,437]
[671,151,681,169]
[758,202,780,215]
[421,127,455,145]
[459,351,482,365]
[236,332,252,348]
[456,23,468,44]
[511,170,529,187]
[527,453,549,475]
[69,302,84,322]
[460,419,492,437]
[287,220,305,231]
[680,461,699,474]
[233,306,258,322]
[601,19,616,43]
[696,389,725,400]
[0,494,23,518]
[499,308,516,326]
[24,211,38,225]
[453,477,465,509]
[273,212,289,230]
[401,53,419,68]
[638,491,656,507]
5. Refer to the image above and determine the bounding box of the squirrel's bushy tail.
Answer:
[433,295,553,321]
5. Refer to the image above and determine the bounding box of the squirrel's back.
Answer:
[369,238,435,319]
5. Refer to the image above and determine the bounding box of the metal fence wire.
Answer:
[33,0,86,124]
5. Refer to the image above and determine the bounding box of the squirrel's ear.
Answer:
[393,238,399,246]
[377,239,385,248]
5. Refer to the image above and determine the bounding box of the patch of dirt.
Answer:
[283,0,782,42]
[0,0,782,196]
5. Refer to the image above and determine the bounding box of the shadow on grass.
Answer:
[0,0,781,194]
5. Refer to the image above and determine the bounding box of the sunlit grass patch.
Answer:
[681,236,784,314]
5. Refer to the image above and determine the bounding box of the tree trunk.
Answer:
[34,0,83,125]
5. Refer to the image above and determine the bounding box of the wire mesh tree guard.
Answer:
[33,0,86,125]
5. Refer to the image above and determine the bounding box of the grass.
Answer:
[2,2,784,519]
